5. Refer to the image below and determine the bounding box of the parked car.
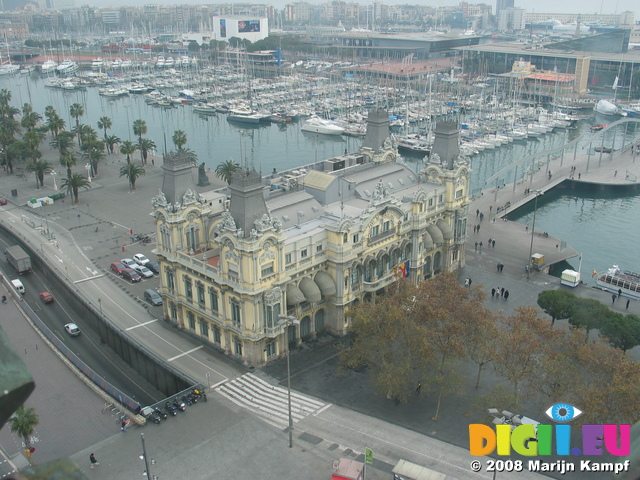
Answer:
[110,261,127,274]
[132,264,154,278]
[121,268,142,283]
[0,197,7,205]
[39,291,54,303]
[146,261,160,275]
[121,258,136,268]
[64,323,80,336]
[144,289,163,306]
[133,253,150,265]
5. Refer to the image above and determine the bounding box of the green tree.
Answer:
[60,151,78,180]
[105,134,121,155]
[78,124,98,146]
[46,114,65,139]
[568,297,610,339]
[138,138,156,165]
[69,103,84,146]
[22,129,45,161]
[132,119,147,164]
[61,173,91,203]
[120,140,137,164]
[80,139,105,176]
[0,116,21,173]
[537,289,576,325]
[9,405,39,463]
[600,313,640,353]
[44,105,57,122]
[97,116,112,140]
[215,159,240,184]
[119,163,146,191]
[20,109,41,132]
[50,130,75,162]
[26,159,53,189]
[172,129,187,150]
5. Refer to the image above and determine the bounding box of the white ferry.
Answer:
[595,266,640,300]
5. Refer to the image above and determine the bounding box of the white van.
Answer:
[11,279,25,295]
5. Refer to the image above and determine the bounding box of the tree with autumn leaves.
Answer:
[342,277,640,425]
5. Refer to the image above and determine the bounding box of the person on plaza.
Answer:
[618,288,623,298]
[626,299,631,309]
[488,237,492,246]
[501,287,505,297]
[491,287,496,298]
[464,278,469,288]
[496,263,500,273]
[479,212,484,221]
[416,382,422,394]
[1,295,6,304]
[476,209,479,217]
[504,290,509,300]
[612,294,617,304]
[474,242,478,252]
[468,278,472,288]
[492,239,496,248]
[477,224,481,233]
[478,241,483,253]
[121,418,127,432]
[90,453,99,468]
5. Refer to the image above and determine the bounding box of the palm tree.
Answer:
[97,116,112,140]
[0,116,21,173]
[215,159,240,185]
[78,125,98,146]
[69,103,84,146]
[0,88,12,108]
[44,105,57,122]
[119,163,146,192]
[138,138,156,165]
[80,139,105,176]
[50,130,75,162]
[105,134,121,155]
[23,129,45,160]
[120,140,137,164]
[172,130,187,150]
[9,405,39,463]
[60,151,78,180]
[47,114,65,139]
[61,173,91,203]
[21,110,41,132]
[26,159,53,189]
[132,119,147,164]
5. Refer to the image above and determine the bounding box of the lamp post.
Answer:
[139,433,158,479]
[278,314,300,448]
[527,190,543,280]
[98,297,102,316]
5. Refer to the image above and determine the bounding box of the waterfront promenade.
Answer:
[1,130,638,479]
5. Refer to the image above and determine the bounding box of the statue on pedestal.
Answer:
[198,162,210,186]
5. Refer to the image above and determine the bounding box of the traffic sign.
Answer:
[365,447,373,465]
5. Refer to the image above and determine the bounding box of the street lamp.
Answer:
[139,433,158,480]
[527,190,543,280]
[278,314,300,448]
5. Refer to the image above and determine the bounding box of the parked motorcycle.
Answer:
[165,401,177,416]
[193,389,207,402]
[174,400,186,412]
[154,407,167,420]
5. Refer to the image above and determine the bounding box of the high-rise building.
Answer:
[496,0,514,17]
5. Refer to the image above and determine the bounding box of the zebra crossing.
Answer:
[215,373,329,429]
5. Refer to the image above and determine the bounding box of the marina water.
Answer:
[4,74,640,276]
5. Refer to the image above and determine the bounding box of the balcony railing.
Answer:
[362,272,396,292]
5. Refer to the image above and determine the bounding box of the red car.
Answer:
[121,268,142,283]
[110,262,127,274]
[0,197,7,205]
[39,291,54,303]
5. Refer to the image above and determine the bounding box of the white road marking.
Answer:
[167,346,203,362]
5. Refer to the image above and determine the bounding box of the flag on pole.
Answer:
[592,269,598,278]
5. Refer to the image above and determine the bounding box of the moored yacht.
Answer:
[300,116,345,135]
[40,59,58,73]
[56,60,78,75]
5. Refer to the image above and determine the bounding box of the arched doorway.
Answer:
[300,316,311,339]
[315,310,325,332]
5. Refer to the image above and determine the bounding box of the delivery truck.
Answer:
[5,245,31,275]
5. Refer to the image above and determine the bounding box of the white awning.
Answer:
[423,231,434,251]
[299,277,322,303]
[286,284,306,305]
[436,218,453,240]
[314,271,336,297]
[426,224,443,244]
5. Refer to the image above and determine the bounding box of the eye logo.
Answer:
[545,403,583,423]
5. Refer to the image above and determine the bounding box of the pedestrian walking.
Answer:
[473,225,476,234]
[612,294,616,304]
[491,287,496,298]
[615,170,618,177]
[464,278,469,288]
[578,173,581,179]
[90,453,99,468]
[488,237,492,246]
[501,287,505,297]
[501,264,504,272]
[1,295,6,304]
[416,382,422,394]
[477,224,481,233]
[626,299,630,309]
[492,239,496,248]
[496,263,500,272]
[504,290,509,300]
[476,209,480,217]
[468,278,472,287]
[474,241,478,252]
[618,288,622,298]
[480,212,484,221]
[479,241,483,253]
[489,205,492,213]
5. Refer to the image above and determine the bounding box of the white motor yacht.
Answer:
[300,117,345,136]
[40,59,58,73]
[56,60,78,75]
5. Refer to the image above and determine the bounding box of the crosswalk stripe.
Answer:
[215,373,328,428]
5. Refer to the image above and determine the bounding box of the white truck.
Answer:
[5,245,32,275]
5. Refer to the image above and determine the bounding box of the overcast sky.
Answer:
[81,0,637,17]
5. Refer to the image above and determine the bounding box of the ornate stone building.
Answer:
[152,111,470,366]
